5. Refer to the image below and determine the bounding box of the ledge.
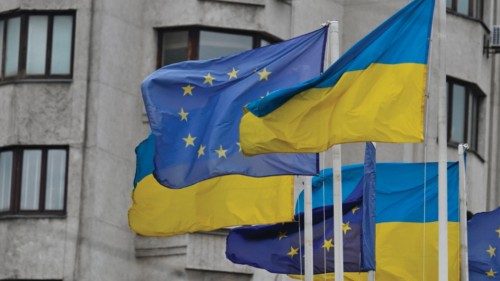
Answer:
[0,213,67,220]
[198,0,265,7]
[0,78,73,86]
[135,235,188,257]
[134,230,253,274]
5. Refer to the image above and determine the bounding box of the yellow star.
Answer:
[203,73,215,85]
[342,222,352,235]
[182,134,196,147]
[257,68,271,81]
[227,68,238,79]
[277,231,287,240]
[178,108,189,121]
[215,145,228,158]
[496,226,500,238]
[322,239,334,251]
[486,268,496,278]
[182,85,194,96]
[197,145,206,158]
[351,206,360,214]
[236,142,242,152]
[487,245,496,258]
[287,246,299,258]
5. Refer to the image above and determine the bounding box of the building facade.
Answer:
[0,0,497,280]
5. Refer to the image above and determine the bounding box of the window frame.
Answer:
[446,76,484,156]
[156,25,281,69]
[0,9,76,83]
[0,145,69,218]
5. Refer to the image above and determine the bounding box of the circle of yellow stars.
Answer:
[178,66,272,158]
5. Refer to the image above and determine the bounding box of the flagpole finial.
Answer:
[321,20,338,27]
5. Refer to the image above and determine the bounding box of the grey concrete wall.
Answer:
[74,0,147,280]
[0,0,91,279]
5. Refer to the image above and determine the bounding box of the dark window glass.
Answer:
[261,39,271,47]
[0,151,13,211]
[447,78,483,152]
[20,150,42,210]
[450,84,466,143]
[26,16,49,74]
[157,27,279,68]
[160,31,189,66]
[447,0,483,20]
[0,20,4,79]
[5,17,21,77]
[0,146,68,217]
[0,11,75,81]
[457,0,470,15]
[45,149,67,210]
[50,15,74,75]
[199,31,253,60]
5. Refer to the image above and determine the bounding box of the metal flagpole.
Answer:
[437,0,448,279]
[458,144,469,281]
[332,144,343,281]
[323,20,345,281]
[302,175,314,281]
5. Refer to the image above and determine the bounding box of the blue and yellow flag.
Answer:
[225,143,376,274]
[468,207,500,280]
[128,135,295,237]
[240,0,435,155]
[295,161,460,280]
[141,28,327,188]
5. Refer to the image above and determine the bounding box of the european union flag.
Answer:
[225,143,376,274]
[468,207,500,280]
[142,28,327,188]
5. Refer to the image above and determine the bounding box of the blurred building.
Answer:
[0,0,497,280]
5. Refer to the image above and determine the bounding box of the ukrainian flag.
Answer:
[294,162,460,280]
[240,0,435,155]
[128,135,294,236]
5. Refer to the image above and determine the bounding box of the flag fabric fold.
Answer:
[128,135,295,237]
[240,0,435,155]
[225,143,376,274]
[295,161,460,280]
[468,207,500,280]
[141,27,327,188]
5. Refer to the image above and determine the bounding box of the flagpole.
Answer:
[437,0,448,280]
[323,20,344,281]
[332,144,344,281]
[458,144,469,281]
[302,175,314,281]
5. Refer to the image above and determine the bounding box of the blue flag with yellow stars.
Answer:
[469,207,500,280]
[142,27,327,188]
[225,143,376,274]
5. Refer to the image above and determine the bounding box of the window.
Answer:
[447,0,483,20]
[0,10,75,81]
[157,26,279,68]
[0,279,62,281]
[447,77,484,152]
[0,146,68,216]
